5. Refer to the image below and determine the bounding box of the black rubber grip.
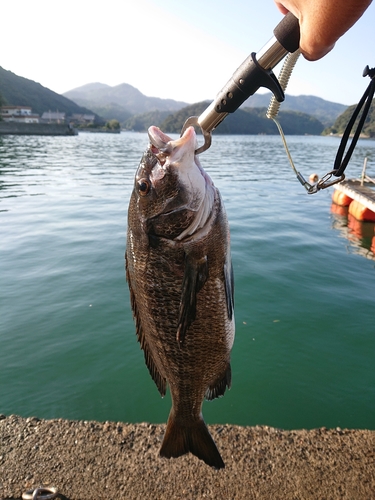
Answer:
[213,52,285,114]
[273,12,300,53]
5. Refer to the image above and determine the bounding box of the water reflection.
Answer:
[331,203,375,260]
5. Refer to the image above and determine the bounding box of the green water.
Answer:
[1,132,374,429]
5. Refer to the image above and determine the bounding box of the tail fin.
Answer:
[159,411,225,469]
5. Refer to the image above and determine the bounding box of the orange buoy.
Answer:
[371,236,375,254]
[332,190,352,206]
[348,214,375,239]
[348,199,375,222]
[330,203,348,217]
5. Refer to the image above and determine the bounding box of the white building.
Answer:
[1,105,39,123]
[71,113,95,124]
[41,111,66,123]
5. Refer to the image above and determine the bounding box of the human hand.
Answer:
[274,0,372,60]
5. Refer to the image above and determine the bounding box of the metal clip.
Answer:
[180,116,212,155]
[316,171,345,191]
[307,171,345,194]
[22,486,58,500]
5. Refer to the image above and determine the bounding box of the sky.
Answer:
[1,0,374,106]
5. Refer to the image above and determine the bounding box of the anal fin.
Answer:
[205,362,232,401]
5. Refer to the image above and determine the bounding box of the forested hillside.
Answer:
[0,67,98,118]
[244,93,347,126]
[323,101,375,137]
[155,101,324,135]
[1,64,357,136]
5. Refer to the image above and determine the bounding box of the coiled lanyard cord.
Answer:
[267,53,375,194]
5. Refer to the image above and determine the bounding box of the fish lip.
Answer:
[148,126,197,157]
[148,126,173,151]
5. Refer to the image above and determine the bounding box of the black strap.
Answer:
[333,65,375,177]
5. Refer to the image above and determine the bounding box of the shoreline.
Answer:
[1,414,374,500]
[0,122,77,136]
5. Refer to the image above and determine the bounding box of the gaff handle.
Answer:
[273,11,300,53]
[197,13,300,134]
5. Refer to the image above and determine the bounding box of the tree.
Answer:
[105,119,120,130]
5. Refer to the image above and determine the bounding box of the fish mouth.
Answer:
[148,126,173,152]
[146,125,216,241]
[148,126,197,164]
[147,124,214,197]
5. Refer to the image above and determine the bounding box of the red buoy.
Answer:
[348,200,375,222]
[332,190,352,207]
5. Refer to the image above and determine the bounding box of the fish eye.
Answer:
[138,178,150,196]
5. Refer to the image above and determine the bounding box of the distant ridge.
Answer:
[64,81,348,129]
[67,82,111,93]
[63,82,189,122]
[323,102,375,137]
[0,66,99,119]
[244,93,347,126]
[155,101,325,136]
[0,66,353,135]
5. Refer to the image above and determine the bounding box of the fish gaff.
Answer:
[181,12,300,154]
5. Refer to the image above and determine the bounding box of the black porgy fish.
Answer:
[125,125,235,469]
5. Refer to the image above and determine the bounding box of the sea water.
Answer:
[1,132,374,430]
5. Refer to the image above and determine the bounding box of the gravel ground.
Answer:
[1,414,374,500]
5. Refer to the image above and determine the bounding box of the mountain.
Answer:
[64,81,347,129]
[323,100,375,137]
[83,103,133,124]
[123,110,172,131]
[63,82,188,121]
[243,93,347,126]
[0,66,349,135]
[158,101,324,135]
[0,66,100,119]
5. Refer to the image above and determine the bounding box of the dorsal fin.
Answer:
[126,257,167,397]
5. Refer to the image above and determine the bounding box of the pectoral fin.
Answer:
[176,253,209,345]
[224,256,234,321]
